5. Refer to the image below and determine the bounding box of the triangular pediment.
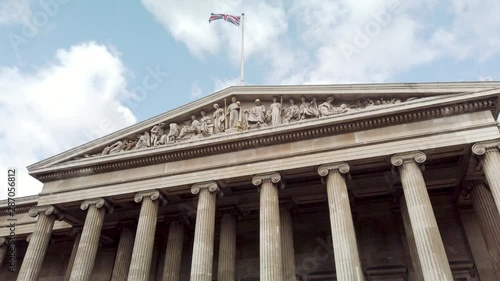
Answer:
[28,82,500,179]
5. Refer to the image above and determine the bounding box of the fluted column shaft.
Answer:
[392,152,453,281]
[127,190,165,281]
[400,197,424,281]
[473,141,500,214]
[318,163,363,281]
[190,182,219,281]
[0,238,6,268]
[217,213,237,281]
[17,206,61,281]
[64,231,82,281]
[162,221,185,281]
[469,182,500,278]
[253,173,284,281]
[280,207,296,281]
[69,198,111,281]
[111,227,135,281]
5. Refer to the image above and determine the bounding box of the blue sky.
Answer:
[0,0,499,197]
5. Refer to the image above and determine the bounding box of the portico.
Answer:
[2,82,500,281]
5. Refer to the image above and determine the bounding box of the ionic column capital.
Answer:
[391,151,427,167]
[252,172,282,186]
[318,162,350,176]
[81,198,114,214]
[472,140,500,156]
[134,190,167,205]
[191,181,221,195]
[28,205,64,220]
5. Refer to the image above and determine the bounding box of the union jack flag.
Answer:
[209,13,241,27]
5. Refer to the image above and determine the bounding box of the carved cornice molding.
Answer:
[190,181,220,196]
[81,198,113,214]
[390,151,427,167]
[134,190,167,206]
[34,98,497,182]
[28,205,64,220]
[252,172,282,186]
[317,162,350,176]
[472,139,500,156]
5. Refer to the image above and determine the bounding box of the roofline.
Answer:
[28,81,500,171]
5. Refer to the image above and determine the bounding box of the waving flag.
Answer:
[209,13,241,27]
[209,13,246,86]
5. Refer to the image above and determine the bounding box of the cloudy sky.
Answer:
[1,0,499,198]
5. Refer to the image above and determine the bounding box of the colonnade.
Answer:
[12,142,500,281]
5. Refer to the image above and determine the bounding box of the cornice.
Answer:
[32,96,497,182]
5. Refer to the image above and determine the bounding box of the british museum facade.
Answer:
[1,82,500,281]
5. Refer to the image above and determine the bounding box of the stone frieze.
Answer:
[74,95,416,160]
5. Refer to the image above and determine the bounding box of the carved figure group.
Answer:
[92,95,408,157]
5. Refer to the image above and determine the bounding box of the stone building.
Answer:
[1,81,500,281]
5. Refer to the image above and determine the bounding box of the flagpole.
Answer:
[240,13,245,85]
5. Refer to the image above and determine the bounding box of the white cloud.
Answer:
[213,77,240,91]
[142,0,500,86]
[0,0,31,25]
[0,42,137,198]
[141,0,287,64]
[431,0,500,61]
[190,81,203,99]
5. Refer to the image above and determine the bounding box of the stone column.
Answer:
[111,226,135,281]
[190,181,220,281]
[252,172,284,281]
[473,140,500,214]
[217,209,238,281]
[465,180,500,278]
[318,163,363,281]
[400,197,424,281]
[162,220,185,281]
[69,198,113,281]
[280,204,296,281]
[391,151,453,281]
[64,229,82,281]
[17,205,63,281]
[0,237,7,268]
[127,190,166,281]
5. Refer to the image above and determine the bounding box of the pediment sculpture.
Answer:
[75,95,416,159]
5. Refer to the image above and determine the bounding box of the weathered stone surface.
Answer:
[473,140,500,214]
[391,152,453,281]
[280,206,296,281]
[162,220,185,281]
[318,163,363,281]
[127,190,165,281]
[17,205,62,281]
[465,180,500,279]
[69,198,112,281]
[64,230,81,281]
[217,212,237,281]
[111,226,135,281]
[253,172,284,281]
[190,182,219,281]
